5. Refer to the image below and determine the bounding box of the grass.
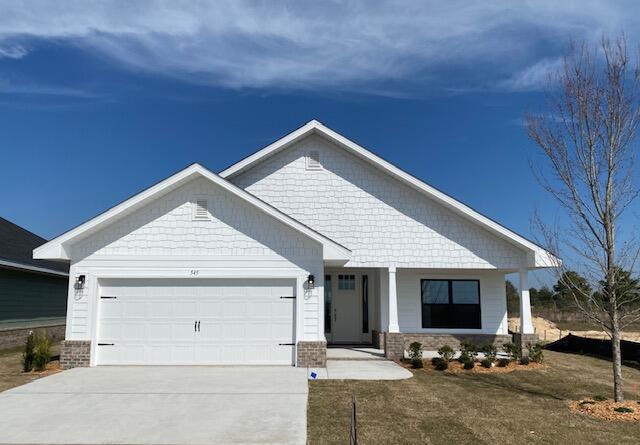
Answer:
[0,342,60,393]
[308,351,640,444]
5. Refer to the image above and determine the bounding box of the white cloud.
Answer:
[500,58,565,91]
[0,0,637,93]
[0,43,28,59]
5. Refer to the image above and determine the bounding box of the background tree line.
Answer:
[506,269,640,316]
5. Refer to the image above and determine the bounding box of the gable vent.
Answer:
[306,151,322,170]
[193,199,209,220]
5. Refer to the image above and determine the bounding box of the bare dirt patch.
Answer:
[27,360,61,378]
[509,316,640,342]
[570,399,640,422]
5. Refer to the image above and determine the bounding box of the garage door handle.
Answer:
[197,321,200,332]
[194,321,197,332]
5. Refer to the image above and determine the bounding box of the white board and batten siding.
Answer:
[64,177,325,366]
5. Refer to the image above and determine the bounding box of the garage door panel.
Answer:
[97,279,296,365]
[174,300,198,318]
[122,323,146,340]
[150,302,172,318]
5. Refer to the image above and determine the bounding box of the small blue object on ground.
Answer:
[310,371,317,379]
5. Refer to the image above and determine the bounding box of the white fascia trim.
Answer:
[0,259,68,277]
[220,120,559,268]
[34,163,350,262]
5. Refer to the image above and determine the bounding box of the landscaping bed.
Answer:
[570,398,640,422]
[402,358,546,374]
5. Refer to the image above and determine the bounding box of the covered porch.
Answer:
[322,266,536,359]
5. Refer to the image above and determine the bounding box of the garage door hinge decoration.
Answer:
[100,296,117,299]
[280,296,296,299]
[279,343,295,346]
[98,343,115,346]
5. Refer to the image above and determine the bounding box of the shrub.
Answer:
[22,331,36,372]
[433,357,448,370]
[33,331,51,372]
[519,356,530,365]
[408,342,423,361]
[460,342,478,358]
[593,395,607,402]
[497,358,510,367]
[529,342,544,363]
[502,342,522,361]
[463,360,475,370]
[480,344,498,362]
[437,345,455,362]
[480,358,493,368]
[411,357,423,369]
[614,407,634,413]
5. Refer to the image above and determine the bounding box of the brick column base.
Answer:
[371,330,384,349]
[297,341,327,367]
[384,332,404,360]
[60,340,91,369]
[513,333,539,357]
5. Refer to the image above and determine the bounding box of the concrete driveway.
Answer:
[0,366,308,445]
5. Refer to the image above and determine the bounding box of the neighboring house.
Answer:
[0,217,68,349]
[34,121,555,368]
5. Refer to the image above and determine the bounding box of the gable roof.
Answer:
[220,120,558,268]
[0,217,68,276]
[34,163,351,263]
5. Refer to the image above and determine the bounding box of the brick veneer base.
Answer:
[512,333,539,356]
[60,340,91,369]
[384,333,514,360]
[0,324,65,350]
[372,330,384,349]
[297,341,327,367]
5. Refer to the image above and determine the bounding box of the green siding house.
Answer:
[0,217,68,349]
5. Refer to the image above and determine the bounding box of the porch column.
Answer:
[388,266,399,333]
[519,268,534,334]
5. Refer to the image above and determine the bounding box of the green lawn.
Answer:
[308,351,640,444]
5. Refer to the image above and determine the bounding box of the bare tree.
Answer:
[527,35,640,402]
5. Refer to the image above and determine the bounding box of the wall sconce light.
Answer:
[307,274,315,289]
[74,275,86,290]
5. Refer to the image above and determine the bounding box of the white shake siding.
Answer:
[231,135,527,270]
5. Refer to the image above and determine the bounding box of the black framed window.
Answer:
[324,275,332,333]
[338,274,355,290]
[362,275,369,333]
[421,279,481,329]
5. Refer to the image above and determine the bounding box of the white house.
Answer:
[35,120,555,368]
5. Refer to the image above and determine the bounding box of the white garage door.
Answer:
[96,278,296,365]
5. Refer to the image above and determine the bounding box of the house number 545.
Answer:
[190,270,199,277]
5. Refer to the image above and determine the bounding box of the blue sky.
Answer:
[0,1,638,286]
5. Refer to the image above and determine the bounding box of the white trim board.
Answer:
[220,120,558,268]
[0,259,68,277]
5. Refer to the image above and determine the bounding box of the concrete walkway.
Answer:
[0,366,308,445]
[310,346,412,380]
[310,360,412,380]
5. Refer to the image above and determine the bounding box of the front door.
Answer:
[331,273,361,343]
